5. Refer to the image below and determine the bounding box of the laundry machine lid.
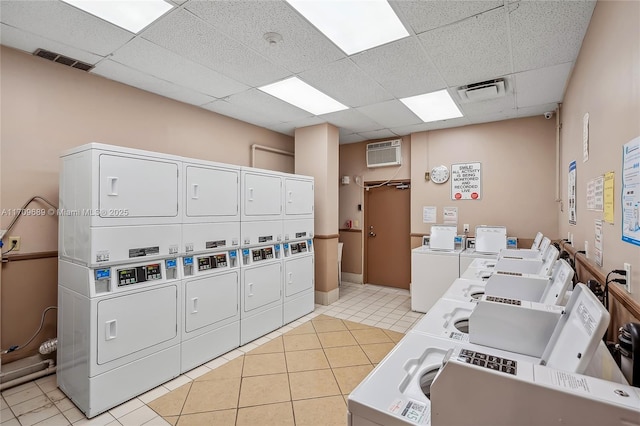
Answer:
[474,226,507,254]
[429,224,457,251]
[540,283,610,374]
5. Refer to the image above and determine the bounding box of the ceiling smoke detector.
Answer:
[457,78,506,102]
[263,32,283,46]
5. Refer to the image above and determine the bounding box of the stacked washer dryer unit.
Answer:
[459,225,507,275]
[180,159,241,372]
[239,168,285,345]
[57,144,183,418]
[281,174,315,325]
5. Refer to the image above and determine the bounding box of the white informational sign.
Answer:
[423,206,437,224]
[586,176,604,211]
[594,220,603,267]
[568,161,577,225]
[443,207,458,224]
[451,162,481,200]
[583,113,589,162]
[622,136,640,246]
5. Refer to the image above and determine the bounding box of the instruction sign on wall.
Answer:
[451,162,482,200]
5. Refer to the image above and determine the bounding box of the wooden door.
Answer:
[364,182,411,289]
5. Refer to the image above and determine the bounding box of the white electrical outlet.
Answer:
[463,224,470,233]
[624,263,632,293]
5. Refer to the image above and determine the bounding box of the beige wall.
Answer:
[411,117,558,239]
[338,121,557,276]
[559,0,640,300]
[0,46,294,362]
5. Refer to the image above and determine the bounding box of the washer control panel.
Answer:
[485,296,522,305]
[117,263,162,287]
[458,349,517,375]
[197,253,228,271]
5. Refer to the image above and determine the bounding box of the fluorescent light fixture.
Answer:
[60,0,173,33]
[286,0,409,55]
[400,90,464,123]
[259,77,348,115]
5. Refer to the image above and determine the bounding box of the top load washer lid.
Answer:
[539,259,574,305]
[475,226,507,254]
[531,232,544,249]
[429,225,457,251]
[540,283,610,374]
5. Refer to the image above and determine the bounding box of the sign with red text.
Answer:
[451,162,482,200]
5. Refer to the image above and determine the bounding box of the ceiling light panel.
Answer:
[400,90,463,123]
[259,77,348,116]
[60,0,173,33]
[286,0,409,55]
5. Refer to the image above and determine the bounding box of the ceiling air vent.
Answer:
[33,49,94,71]
[457,78,506,102]
[366,139,401,168]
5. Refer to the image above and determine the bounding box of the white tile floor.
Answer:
[1,282,422,426]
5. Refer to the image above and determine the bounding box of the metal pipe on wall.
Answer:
[250,144,294,168]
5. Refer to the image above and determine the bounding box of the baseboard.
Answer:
[342,272,363,284]
[315,288,340,306]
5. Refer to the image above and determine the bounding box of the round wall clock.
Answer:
[431,165,450,184]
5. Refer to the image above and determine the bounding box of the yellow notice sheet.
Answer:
[604,172,615,223]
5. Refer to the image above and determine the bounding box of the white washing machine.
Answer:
[181,248,241,372]
[411,225,464,313]
[59,143,183,266]
[445,259,573,306]
[459,225,507,275]
[462,245,559,280]
[57,257,181,418]
[348,284,615,426]
[498,236,550,260]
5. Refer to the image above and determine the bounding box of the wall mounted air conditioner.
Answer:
[366,139,402,168]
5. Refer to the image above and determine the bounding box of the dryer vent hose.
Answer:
[39,338,57,355]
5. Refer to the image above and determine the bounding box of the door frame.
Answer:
[363,179,411,285]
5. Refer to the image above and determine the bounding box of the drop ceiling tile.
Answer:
[389,122,436,136]
[339,133,367,144]
[515,62,573,108]
[350,37,446,98]
[419,116,472,131]
[357,100,422,128]
[0,0,134,55]
[270,116,327,135]
[0,23,103,65]
[357,129,399,140]
[110,37,248,98]
[264,123,295,136]
[418,7,511,87]
[467,111,517,125]
[322,109,381,134]
[459,92,516,116]
[142,9,290,87]
[92,59,216,107]
[225,88,314,123]
[516,103,559,118]
[391,0,504,34]
[185,0,345,74]
[202,100,278,129]
[299,58,393,108]
[510,1,595,72]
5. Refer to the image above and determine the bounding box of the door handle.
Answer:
[192,184,199,200]
[369,232,376,237]
[248,282,254,296]
[107,177,118,196]
[191,297,199,314]
[105,320,117,340]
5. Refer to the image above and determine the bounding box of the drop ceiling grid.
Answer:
[141,9,290,87]
[202,99,282,129]
[390,0,505,35]
[357,128,400,140]
[509,0,596,73]
[298,57,395,108]
[350,37,447,99]
[459,92,516,116]
[0,23,103,65]
[356,100,423,129]
[418,6,512,88]
[224,88,314,124]
[92,59,217,107]
[109,37,249,99]
[0,0,133,56]
[184,0,346,75]
[514,62,574,108]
